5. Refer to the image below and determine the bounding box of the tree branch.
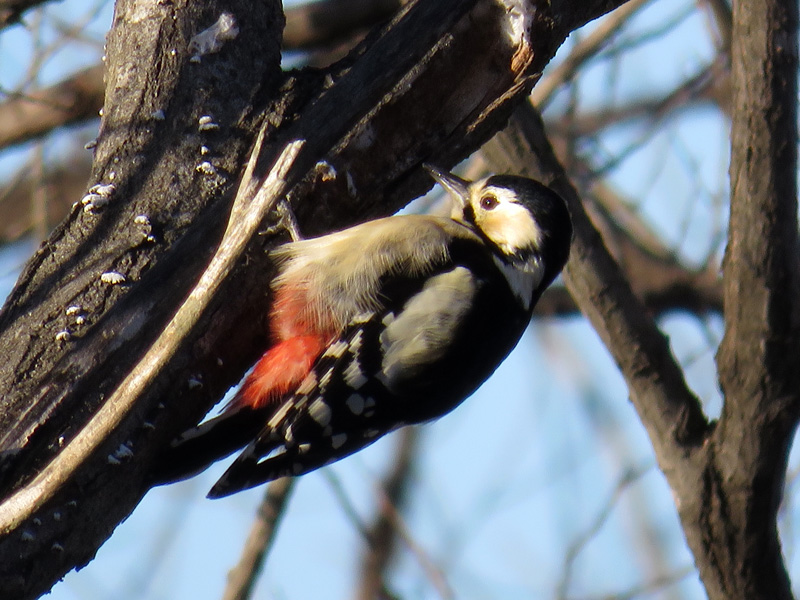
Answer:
[222,478,295,600]
[704,0,800,597]
[0,0,633,596]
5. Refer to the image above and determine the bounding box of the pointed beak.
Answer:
[423,164,470,206]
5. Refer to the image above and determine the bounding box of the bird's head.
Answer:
[425,165,572,289]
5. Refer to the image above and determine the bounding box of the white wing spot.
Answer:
[351,312,373,325]
[323,340,348,359]
[296,372,318,396]
[346,394,365,415]
[309,398,332,427]
[349,329,364,353]
[267,402,293,428]
[319,368,335,391]
[331,433,347,449]
[343,359,367,390]
[284,424,295,444]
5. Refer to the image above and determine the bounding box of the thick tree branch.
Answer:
[0,0,632,597]
[705,0,800,598]
[0,0,399,152]
[0,0,42,29]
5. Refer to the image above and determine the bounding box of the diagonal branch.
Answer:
[222,478,296,600]
[0,1,634,597]
[485,102,709,455]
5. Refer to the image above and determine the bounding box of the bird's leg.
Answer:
[276,199,303,242]
[263,198,303,242]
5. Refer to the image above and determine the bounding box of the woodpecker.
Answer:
[155,166,572,498]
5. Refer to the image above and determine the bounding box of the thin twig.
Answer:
[222,478,296,600]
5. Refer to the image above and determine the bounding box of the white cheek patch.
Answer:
[476,188,544,255]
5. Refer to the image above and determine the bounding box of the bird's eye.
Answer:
[480,194,498,210]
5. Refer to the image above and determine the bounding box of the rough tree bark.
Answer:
[0,0,631,597]
[482,0,800,596]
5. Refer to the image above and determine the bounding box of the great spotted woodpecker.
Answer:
[155,166,572,498]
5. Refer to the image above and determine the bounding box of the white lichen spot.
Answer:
[53,511,62,521]
[189,13,239,62]
[196,161,217,175]
[101,271,126,285]
[108,171,117,180]
[80,193,103,206]
[364,429,380,439]
[115,443,134,460]
[134,214,150,226]
[74,315,86,326]
[200,145,210,155]
[66,500,78,508]
[298,443,311,453]
[98,108,104,117]
[90,183,116,197]
[51,542,64,552]
[315,161,337,181]
[151,109,166,120]
[57,435,65,447]
[84,139,97,150]
[20,531,35,542]
[65,305,82,316]
[32,518,42,526]
[198,115,219,131]
[55,330,71,342]
[187,376,203,390]
[82,195,110,213]
[142,421,156,430]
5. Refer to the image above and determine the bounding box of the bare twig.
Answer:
[357,428,418,600]
[531,0,650,109]
[556,465,650,599]
[0,65,104,149]
[222,478,296,600]
[0,136,304,534]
